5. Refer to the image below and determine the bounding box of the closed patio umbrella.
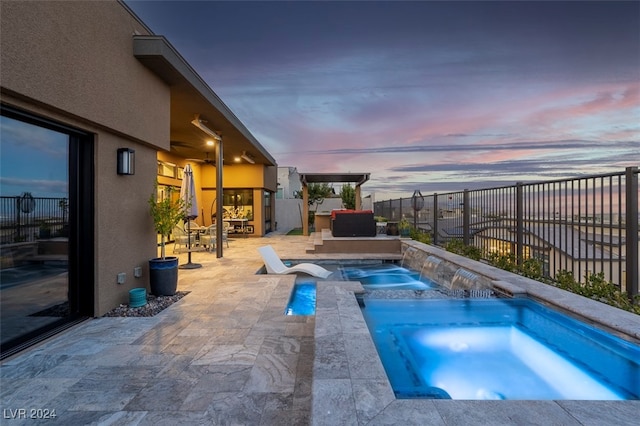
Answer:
[179,164,201,269]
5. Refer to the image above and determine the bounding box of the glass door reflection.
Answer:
[0,115,70,348]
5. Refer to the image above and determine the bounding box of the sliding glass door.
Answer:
[0,105,93,358]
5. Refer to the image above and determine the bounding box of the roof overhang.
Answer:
[133,35,276,166]
[299,172,370,187]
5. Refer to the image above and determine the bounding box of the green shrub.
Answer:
[445,239,482,260]
[444,239,465,255]
[553,271,640,314]
[520,258,543,280]
[487,252,517,272]
[409,228,432,245]
[462,245,483,261]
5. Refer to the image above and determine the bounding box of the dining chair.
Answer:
[172,226,195,253]
[199,225,216,252]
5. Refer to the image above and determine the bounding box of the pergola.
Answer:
[299,172,370,236]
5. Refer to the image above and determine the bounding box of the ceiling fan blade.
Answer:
[172,142,216,165]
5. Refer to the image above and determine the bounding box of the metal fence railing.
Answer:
[0,194,69,244]
[374,167,639,298]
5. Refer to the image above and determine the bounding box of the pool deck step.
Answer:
[304,232,323,253]
[306,229,403,255]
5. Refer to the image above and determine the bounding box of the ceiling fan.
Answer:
[187,151,215,165]
[170,141,217,165]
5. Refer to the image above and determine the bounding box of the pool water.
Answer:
[340,263,436,290]
[284,263,437,315]
[0,262,68,289]
[362,298,640,400]
[284,283,316,316]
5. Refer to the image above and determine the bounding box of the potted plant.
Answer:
[374,216,388,235]
[398,217,411,237]
[148,183,187,296]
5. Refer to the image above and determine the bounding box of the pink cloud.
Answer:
[520,82,640,130]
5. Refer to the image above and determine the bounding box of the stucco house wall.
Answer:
[1,1,171,315]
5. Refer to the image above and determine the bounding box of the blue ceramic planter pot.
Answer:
[149,257,178,296]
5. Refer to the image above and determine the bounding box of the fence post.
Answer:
[516,182,524,267]
[14,197,21,242]
[463,189,470,245]
[433,193,439,245]
[625,166,638,298]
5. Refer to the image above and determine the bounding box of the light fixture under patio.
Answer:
[191,114,221,142]
[117,148,135,175]
[240,151,255,164]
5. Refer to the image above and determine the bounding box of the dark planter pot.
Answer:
[386,222,399,236]
[149,257,178,296]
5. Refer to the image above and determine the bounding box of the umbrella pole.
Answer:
[180,216,202,269]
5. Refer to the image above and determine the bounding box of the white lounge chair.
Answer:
[257,245,332,279]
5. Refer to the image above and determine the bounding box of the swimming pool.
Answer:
[361,297,640,400]
[339,263,436,290]
[284,282,316,316]
[284,263,438,315]
[283,261,640,400]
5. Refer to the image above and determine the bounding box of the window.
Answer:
[222,189,253,220]
[157,160,180,178]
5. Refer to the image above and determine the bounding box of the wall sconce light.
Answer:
[117,148,135,175]
[240,151,255,164]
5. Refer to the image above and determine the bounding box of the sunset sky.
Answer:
[126,0,639,199]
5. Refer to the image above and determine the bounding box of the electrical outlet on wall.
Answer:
[134,267,142,278]
[117,273,126,284]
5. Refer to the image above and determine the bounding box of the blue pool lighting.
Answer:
[362,298,640,400]
[340,264,436,290]
[285,283,316,315]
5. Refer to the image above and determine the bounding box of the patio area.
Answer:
[1,232,638,425]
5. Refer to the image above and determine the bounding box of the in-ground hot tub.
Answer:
[362,297,640,400]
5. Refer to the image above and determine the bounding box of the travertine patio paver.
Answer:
[1,233,639,425]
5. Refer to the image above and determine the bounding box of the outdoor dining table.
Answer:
[183,224,207,248]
